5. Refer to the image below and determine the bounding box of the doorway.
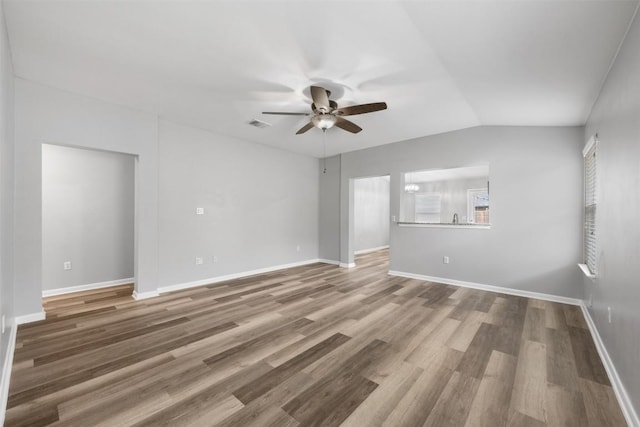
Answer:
[41,144,135,296]
[352,175,390,265]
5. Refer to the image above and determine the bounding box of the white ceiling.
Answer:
[4,0,638,158]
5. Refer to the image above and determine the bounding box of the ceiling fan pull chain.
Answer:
[322,129,327,174]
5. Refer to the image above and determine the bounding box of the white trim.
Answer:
[387,270,582,306]
[132,290,160,300]
[578,263,596,280]
[339,262,356,269]
[0,322,17,426]
[15,311,46,325]
[580,303,639,427]
[318,259,340,266]
[157,259,325,294]
[354,245,389,255]
[42,277,134,297]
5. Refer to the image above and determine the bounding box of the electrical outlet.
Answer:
[443,256,450,264]
[608,306,612,323]
[212,255,218,263]
[196,207,204,215]
[588,294,593,308]
[296,245,301,252]
[63,261,72,270]
[391,215,397,222]
[195,257,203,265]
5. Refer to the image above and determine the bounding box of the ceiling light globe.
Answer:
[312,114,337,130]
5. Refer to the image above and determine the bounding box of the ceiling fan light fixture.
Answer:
[263,85,386,134]
[311,114,337,130]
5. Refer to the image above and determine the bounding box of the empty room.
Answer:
[0,0,639,426]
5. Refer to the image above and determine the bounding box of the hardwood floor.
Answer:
[6,250,626,426]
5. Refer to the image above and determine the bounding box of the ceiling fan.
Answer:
[262,86,387,134]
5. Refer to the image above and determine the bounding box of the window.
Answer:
[467,189,490,224]
[583,136,597,275]
[415,193,442,223]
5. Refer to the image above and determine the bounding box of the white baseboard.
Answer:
[157,259,325,295]
[132,290,160,300]
[318,259,340,266]
[15,311,46,325]
[387,270,582,306]
[580,303,639,427]
[42,277,134,297]
[0,322,17,426]
[339,262,356,269]
[354,245,389,255]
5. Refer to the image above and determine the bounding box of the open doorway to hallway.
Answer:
[353,175,390,266]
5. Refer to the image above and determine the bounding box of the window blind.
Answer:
[415,193,441,223]
[584,138,597,274]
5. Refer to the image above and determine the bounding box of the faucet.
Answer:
[452,213,458,224]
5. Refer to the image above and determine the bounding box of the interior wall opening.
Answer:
[41,144,135,299]
[352,175,390,265]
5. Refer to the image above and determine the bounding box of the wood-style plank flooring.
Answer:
[6,250,626,426]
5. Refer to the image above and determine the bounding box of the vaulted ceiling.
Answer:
[4,0,638,157]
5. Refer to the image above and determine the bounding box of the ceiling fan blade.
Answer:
[296,122,315,134]
[335,116,362,134]
[262,111,309,116]
[310,86,331,112]
[335,102,387,116]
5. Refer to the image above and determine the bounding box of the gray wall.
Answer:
[318,155,341,262]
[584,9,640,418]
[14,78,159,315]
[0,0,15,399]
[42,145,134,291]
[326,126,584,298]
[157,120,319,287]
[354,176,389,252]
[13,79,322,314]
